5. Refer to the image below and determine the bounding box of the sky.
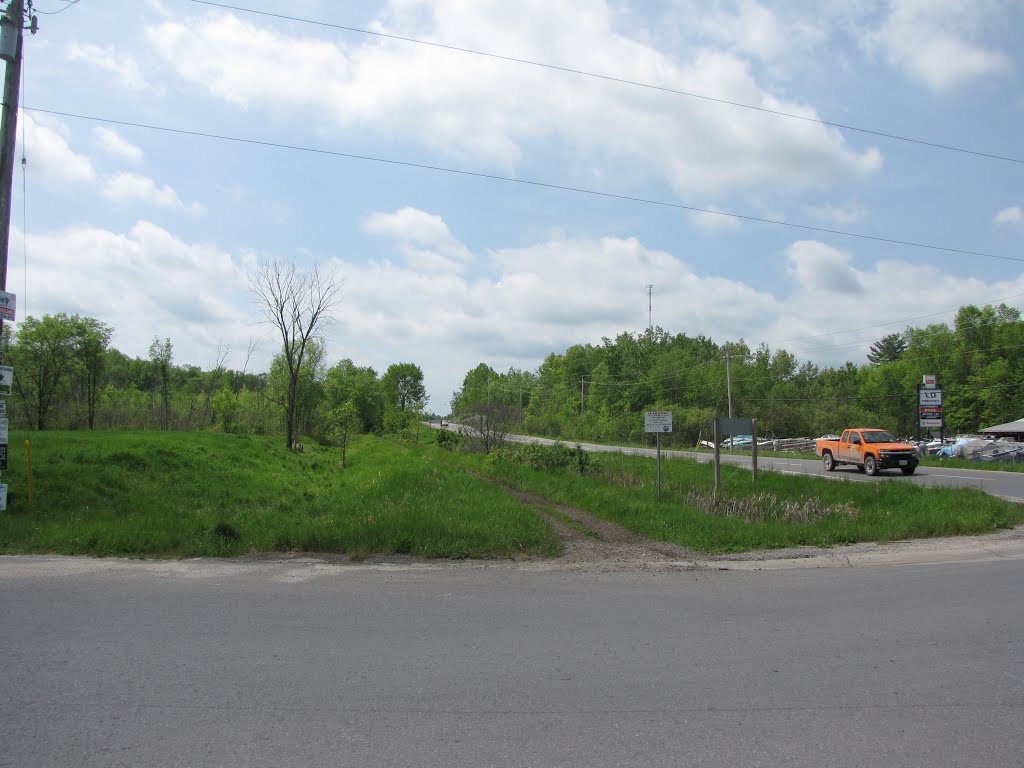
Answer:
[5,0,1024,412]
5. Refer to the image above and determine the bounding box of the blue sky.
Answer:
[8,0,1024,410]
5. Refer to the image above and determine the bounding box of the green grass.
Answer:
[2,430,1021,560]
[439,447,1024,554]
[0,430,562,559]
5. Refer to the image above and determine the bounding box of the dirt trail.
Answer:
[505,487,700,569]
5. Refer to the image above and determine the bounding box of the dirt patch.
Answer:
[504,487,700,569]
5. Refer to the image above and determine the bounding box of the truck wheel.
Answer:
[864,455,878,476]
[822,452,835,472]
[856,465,866,473]
[901,466,916,476]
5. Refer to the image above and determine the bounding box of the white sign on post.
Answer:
[0,418,7,445]
[0,484,7,511]
[0,365,11,396]
[0,290,14,322]
[644,411,673,433]
[923,374,937,389]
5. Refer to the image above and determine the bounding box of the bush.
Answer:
[435,429,461,451]
[493,441,592,474]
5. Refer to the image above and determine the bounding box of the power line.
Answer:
[25,106,1024,265]
[189,0,1024,166]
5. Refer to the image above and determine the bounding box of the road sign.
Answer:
[0,444,7,471]
[644,411,673,433]
[0,399,6,417]
[0,484,6,511]
[0,365,11,396]
[0,418,7,445]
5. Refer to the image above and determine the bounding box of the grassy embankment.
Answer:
[1,430,1021,559]
[0,430,560,559]
[438,442,1024,553]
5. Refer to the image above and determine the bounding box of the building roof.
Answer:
[979,418,1024,434]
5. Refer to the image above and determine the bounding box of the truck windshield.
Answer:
[862,431,897,444]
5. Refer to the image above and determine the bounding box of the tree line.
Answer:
[2,312,428,442]
[450,304,1024,446]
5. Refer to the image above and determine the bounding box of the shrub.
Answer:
[435,429,462,452]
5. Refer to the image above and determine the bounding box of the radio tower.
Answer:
[645,284,653,330]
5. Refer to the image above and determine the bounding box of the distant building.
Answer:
[979,418,1024,442]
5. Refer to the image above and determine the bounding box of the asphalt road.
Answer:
[2,556,1021,768]
[495,432,1024,502]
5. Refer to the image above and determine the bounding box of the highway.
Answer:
[469,429,1024,502]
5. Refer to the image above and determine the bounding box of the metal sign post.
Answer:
[713,417,757,491]
[644,411,673,501]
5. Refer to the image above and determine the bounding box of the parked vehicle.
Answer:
[815,429,919,476]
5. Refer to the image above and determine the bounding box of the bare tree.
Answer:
[250,258,342,449]
[457,401,516,454]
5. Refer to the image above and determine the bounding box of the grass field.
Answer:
[439,443,1024,553]
[0,430,561,559]
[1,430,1021,559]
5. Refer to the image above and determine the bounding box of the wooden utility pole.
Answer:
[0,0,32,360]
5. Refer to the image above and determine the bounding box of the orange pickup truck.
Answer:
[815,429,919,476]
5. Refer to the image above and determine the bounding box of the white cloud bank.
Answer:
[13,213,1024,412]
[146,1,881,197]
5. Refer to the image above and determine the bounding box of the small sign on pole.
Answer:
[645,411,673,501]
[0,365,11,396]
[0,484,7,511]
[0,290,14,322]
[0,444,7,472]
[0,418,8,445]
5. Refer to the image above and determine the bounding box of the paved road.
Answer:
[494,432,1024,502]
[2,555,1021,768]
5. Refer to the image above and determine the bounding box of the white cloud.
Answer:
[68,43,149,90]
[691,206,742,233]
[12,221,252,368]
[364,206,474,272]
[768,253,1024,365]
[680,0,825,65]
[806,203,867,225]
[18,113,95,184]
[994,206,1022,226]
[147,2,881,196]
[870,0,1013,91]
[93,127,144,164]
[102,172,205,215]
[785,240,864,295]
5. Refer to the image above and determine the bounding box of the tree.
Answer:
[9,314,79,430]
[149,337,173,429]
[329,401,361,468]
[71,317,113,429]
[250,258,342,448]
[867,333,907,365]
[382,362,427,413]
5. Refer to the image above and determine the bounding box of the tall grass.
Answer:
[0,431,561,559]
[444,446,1024,553]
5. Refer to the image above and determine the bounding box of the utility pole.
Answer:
[645,284,653,330]
[580,377,585,416]
[0,1,34,359]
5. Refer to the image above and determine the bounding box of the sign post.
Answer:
[917,375,943,444]
[644,411,672,501]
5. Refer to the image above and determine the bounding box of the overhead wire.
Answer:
[23,106,1024,265]
[189,0,1023,166]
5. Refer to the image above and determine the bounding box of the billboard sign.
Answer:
[919,388,943,428]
